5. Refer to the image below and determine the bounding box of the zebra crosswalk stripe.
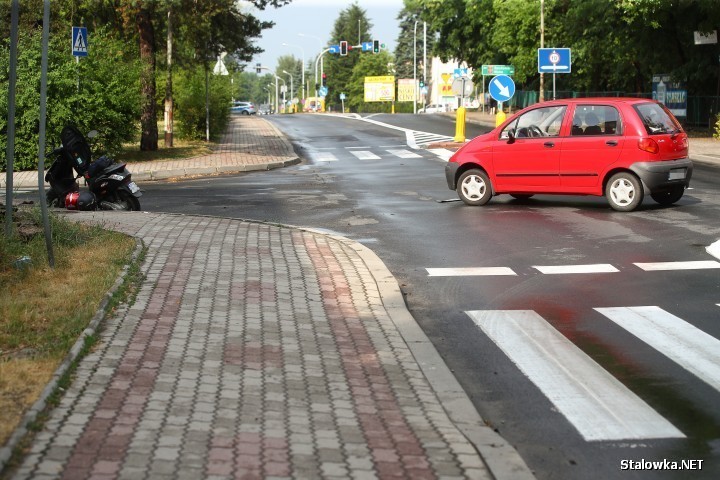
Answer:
[313,152,338,162]
[467,310,685,441]
[595,306,720,393]
[349,150,382,160]
[386,149,422,159]
[426,267,516,276]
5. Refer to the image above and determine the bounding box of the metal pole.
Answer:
[413,21,418,114]
[539,0,545,102]
[423,21,427,109]
[5,0,19,236]
[38,0,55,267]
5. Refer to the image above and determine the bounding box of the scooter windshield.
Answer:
[60,126,92,175]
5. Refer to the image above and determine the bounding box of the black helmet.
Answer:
[77,191,97,211]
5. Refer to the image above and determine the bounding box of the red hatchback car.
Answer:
[445,98,693,211]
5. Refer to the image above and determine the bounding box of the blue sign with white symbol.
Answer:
[454,68,468,78]
[489,75,515,103]
[329,45,340,54]
[319,86,328,97]
[72,27,88,57]
[538,48,571,73]
[361,42,373,52]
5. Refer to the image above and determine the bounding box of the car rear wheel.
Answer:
[650,187,684,206]
[457,169,492,206]
[242,110,250,115]
[606,172,643,211]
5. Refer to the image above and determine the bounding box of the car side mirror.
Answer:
[507,130,515,144]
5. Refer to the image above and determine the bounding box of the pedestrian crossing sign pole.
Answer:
[72,26,88,57]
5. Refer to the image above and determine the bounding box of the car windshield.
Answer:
[634,103,681,135]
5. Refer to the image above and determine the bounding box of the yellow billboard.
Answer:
[397,79,416,102]
[364,76,395,102]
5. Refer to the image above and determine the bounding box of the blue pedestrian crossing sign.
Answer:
[72,27,88,57]
[489,74,515,102]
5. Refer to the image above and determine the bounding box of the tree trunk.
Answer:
[137,7,158,151]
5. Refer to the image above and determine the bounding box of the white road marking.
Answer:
[633,260,720,271]
[349,150,381,160]
[426,267,516,276]
[595,306,720,393]
[431,148,455,162]
[386,149,422,159]
[707,240,720,260]
[532,264,619,274]
[313,152,338,162]
[468,310,684,441]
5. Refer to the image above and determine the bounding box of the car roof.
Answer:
[535,97,655,106]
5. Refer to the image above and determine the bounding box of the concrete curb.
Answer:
[300,226,536,480]
[0,239,145,473]
[130,158,301,183]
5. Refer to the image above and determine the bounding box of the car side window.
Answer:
[571,105,621,136]
[500,106,567,139]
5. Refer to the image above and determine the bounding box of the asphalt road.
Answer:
[139,114,720,480]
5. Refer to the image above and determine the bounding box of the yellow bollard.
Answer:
[454,106,466,143]
[495,108,506,127]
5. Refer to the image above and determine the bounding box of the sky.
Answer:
[245,0,406,71]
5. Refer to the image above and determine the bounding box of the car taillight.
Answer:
[638,137,659,154]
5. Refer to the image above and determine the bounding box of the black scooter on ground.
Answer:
[45,126,141,211]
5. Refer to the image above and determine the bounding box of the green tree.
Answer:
[346,50,394,112]
[324,2,374,109]
[394,0,434,81]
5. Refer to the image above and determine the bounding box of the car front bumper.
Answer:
[630,158,693,193]
[445,162,460,190]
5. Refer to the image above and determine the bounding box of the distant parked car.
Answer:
[258,104,272,115]
[418,104,445,114]
[445,98,692,212]
[231,101,257,115]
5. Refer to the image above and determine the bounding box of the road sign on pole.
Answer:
[489,75,515,103]
[537,48,571,73]
[481,65,515,76]
[71,26,88,57]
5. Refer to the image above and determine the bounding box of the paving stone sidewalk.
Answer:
[5,212,532,480]
[3,115,300,191]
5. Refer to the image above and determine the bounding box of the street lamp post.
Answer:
[282,70,294,112]
[282,42,305,102]
[539,0,545,102]
[275,75,286,112]
[299,33,324,100]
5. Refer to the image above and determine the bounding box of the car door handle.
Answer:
[544,142,555,148]
[606,140,618,146]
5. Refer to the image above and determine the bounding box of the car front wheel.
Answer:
[457,169,492,206]
[606,172,643,211]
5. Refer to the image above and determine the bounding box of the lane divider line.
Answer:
[426,267,516,276]
[634,260,720,271]
[533,264,618,274]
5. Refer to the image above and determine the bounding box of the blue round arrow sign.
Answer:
[489,74,515,102]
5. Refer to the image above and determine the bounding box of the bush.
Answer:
[173,67,233,140]
[714,114,720,140]
[1,28,140,171]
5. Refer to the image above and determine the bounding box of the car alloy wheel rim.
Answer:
[462,175,486,200]
[610,179,635,206]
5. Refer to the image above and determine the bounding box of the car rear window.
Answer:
[633,103,682,135]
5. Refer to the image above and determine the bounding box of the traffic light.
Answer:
[373,40,380,54]
[322,73,327,87]
[340,41,348,56]
[255,63,262,74]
